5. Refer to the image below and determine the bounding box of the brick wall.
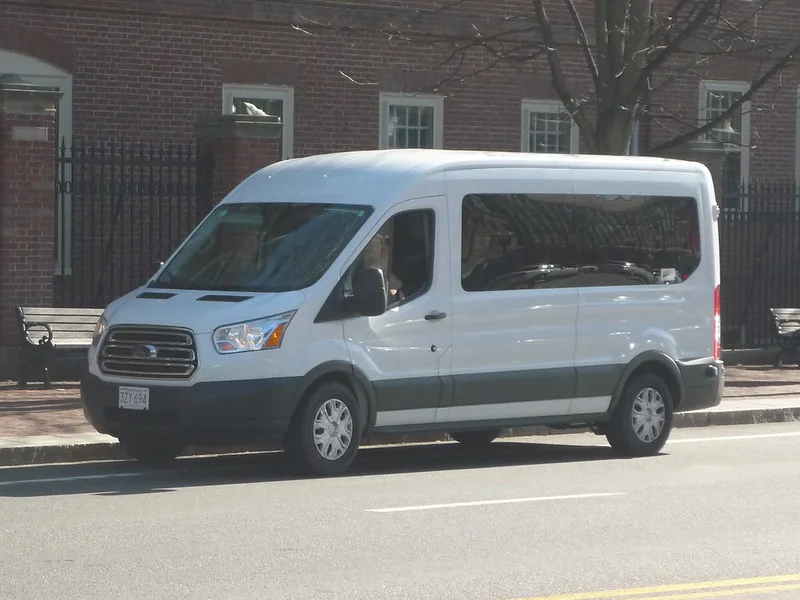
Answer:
[0,0,797,179]
[0,0,798,353]
[0,85,59,377]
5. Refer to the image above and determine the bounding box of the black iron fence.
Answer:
[719,181,800,348]
[55,138,213,307]
[52,141,799,349]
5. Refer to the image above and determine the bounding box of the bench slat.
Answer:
[48,339,94,346]
[23,318,100,327]
[18,307,105,317]
[25,327,97,337]
[771,308,800,319]
[25,333,94,342]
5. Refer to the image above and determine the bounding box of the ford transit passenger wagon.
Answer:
[82,149,725,475]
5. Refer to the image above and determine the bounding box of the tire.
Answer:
[606,372,674,457]
[450,429,502,447]
[117,433,185,465]
[284,382,362,476]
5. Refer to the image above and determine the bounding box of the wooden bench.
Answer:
[769,307,800,368]
[16,306,105,389]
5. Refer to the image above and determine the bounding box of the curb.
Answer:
[2,406,799,468]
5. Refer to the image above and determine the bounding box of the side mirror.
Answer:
[352,267,387,317]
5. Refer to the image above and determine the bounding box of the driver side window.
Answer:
[348,209,435,308]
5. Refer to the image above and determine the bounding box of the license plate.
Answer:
[119,386,150,411]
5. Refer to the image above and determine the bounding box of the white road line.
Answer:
[668,431,800,444]
[367,492,626,513]
[0,472,144,487]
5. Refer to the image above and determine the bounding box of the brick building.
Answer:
[1,0,799,377]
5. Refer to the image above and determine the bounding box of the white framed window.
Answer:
[699,80,751,210]
[521,100,580,154]
[222,84,293,160]
[379,93,444,149]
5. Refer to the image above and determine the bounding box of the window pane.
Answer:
[460,193,702,291]
[153,203,372,293]
[575,194,702,286]
[390,105,408,128]
[408,126,420,148]
[409,106,420,127]
[387,103,436,149]
[461,193,577,291]
[528,110,571,153]
[351,209,435,305]
[419,126,432,149]
[232,97,283,121]
[390,210,435,302]
[704,89,743,145]
[420,107,433,129]
[396,126,407,148]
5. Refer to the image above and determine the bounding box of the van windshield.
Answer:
[151,202,373,292]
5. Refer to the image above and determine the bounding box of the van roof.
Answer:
[228,149,706,207]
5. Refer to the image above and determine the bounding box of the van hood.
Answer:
[103,287,307,334]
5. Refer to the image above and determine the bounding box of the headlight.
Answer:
[91,314,107,347]
[213,311,296,354]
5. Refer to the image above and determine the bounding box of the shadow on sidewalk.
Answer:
[0,399,82,412]
[0,439,637,498]
[728,380,800,388]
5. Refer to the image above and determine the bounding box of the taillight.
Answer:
[713,285,721,361]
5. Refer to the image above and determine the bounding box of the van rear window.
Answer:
[461,193,701,292]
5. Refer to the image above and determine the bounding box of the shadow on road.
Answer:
[0,437,649,498]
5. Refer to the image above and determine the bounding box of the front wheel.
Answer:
[117,433,185,465]
[284,382,362,476]
[606,373,674,457]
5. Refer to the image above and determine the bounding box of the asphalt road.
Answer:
[1,423,800,600]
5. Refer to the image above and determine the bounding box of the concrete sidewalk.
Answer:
[2,365,799,467]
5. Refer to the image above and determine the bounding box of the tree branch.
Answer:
[637,0,720,88]
[619,0,654,100]
[594,0,611,84]
[563,0,600,89]
[532,0,596,151]
[648,39,800,155]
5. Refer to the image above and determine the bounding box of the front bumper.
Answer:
[677,359,725,412]
[81,374,302,445]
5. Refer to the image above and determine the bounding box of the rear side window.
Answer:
[576,194,701,287]
[461,193,701,291]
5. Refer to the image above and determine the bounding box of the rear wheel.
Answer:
[284,382,362,476]
[117,433,185,465]
[450,429,502,447]
[606,372,674,457]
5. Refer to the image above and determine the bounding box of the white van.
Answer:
[81,149,724,475]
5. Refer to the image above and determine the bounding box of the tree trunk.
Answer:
[591,107,637,155]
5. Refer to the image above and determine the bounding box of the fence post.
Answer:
[0,75,62,379]
[195,114,283,207]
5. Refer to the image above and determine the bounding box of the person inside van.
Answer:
[351,212,432,305]
[389,212,431,301]
[461,211,517,291]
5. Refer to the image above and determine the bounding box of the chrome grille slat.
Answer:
[98,326,198,379]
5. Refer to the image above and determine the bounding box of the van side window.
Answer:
[461,193,578,292]
[575,195,702,286]
[351,209,435,306]
[460,193,702,291]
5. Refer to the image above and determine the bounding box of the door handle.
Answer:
[425,311,447,321]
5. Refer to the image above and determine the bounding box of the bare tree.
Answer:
[356,0,800,156]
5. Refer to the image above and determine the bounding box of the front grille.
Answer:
[99,326,198,379]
